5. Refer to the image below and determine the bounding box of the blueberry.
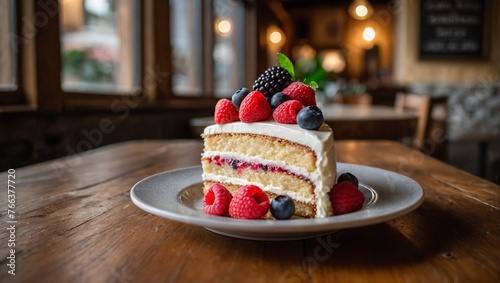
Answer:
[266,95,273,106]
[232,87,251,108]
[270,195,295,220]
[337,172,359,188]
[229,159,238,170]
[270,92,291,109]
[296,106,324,130]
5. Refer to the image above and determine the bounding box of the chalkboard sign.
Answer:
[419,0,488,59]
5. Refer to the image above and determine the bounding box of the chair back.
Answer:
[395,93,448,159]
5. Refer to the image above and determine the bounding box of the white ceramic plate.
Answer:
[130,163,424,241]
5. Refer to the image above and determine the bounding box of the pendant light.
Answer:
[348,0,374,20]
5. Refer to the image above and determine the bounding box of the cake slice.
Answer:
[201,121,336,218]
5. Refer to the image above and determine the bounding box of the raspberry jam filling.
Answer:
[207,155,310,182]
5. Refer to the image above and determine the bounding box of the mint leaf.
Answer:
[309,81,319,90]
[277,53,295,81]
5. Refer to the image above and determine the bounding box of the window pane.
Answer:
[213,0,244,97]
[60,0,140,93]
[170,0,203,96]
[0,0,17,90]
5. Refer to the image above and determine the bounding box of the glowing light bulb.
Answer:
[363,27,376,41]
[270,31,282,44]
[348,0,373,20]
[267,26,285,48]
[217,20,231,34]
[355,5,368,17]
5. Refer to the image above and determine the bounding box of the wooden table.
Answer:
[321,104,418,140]
[1,140,498,282]
[190,104,418,140]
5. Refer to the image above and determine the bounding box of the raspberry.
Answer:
[203,183,233,216]
[252,66,293,98]
[273,100,303,124]
[329,181,365,215]
[239,91,272,123]
[214,99,239,124]
[282,82,316,106]
[229,185,270,219]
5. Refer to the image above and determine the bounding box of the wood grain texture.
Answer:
[0,140,498,283]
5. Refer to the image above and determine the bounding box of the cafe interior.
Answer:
[1,1,500,282]
[0,0,499,184]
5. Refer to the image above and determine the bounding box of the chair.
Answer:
[395,93,448,160]
[368,85,408,106]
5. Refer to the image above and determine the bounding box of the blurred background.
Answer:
[0,0,499,183]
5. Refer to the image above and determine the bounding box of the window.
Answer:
[170,0,249,97]
[60,0,140,94]
[0,0,17,91]
[212,0,245,96]
[0,0,256,110]
[170,0,203,95]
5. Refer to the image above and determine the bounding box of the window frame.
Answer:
[0,0,25,106]
[0,0,257,112]
[168,0,257,98]
[38,0,147,111]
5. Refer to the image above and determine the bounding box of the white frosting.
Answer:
[203,121,336,218]
[203,121,333,153]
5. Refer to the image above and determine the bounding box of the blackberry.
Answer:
[252,66,292,98]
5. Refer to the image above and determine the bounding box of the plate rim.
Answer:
[130,163,424,237]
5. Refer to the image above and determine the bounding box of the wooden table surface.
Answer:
[1,140,498,282]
